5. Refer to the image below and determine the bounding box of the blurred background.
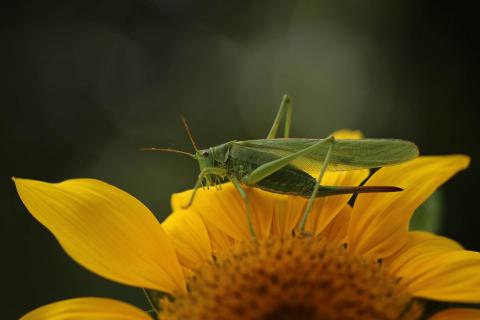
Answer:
[1,0,478,318]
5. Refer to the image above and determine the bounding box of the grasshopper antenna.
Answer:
[140,147,195,158]
[181,115,199,151]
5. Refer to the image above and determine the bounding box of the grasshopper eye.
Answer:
[202,151,209,156]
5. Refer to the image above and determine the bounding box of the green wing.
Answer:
[235,138,418,174]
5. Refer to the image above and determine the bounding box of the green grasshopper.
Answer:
[145,95,418,239]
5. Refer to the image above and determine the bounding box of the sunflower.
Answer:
[13,132,480,320]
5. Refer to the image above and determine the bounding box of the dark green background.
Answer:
[2,1,479,318]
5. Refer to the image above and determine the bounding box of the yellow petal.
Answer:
[172,192,235,254]
[270,195,305,236]
[330,129,364,140]
[21,297,151,320]
[348,155,470,259]
[429,308,480,320]
[14,178,185,293]
[181,266,194,278]
[172,183,275,240]
[202,219,235,253]
[385,231,463,276]
[304,169,368,235]
[398,250,480,303]
[173,181,364,240]
[172,184,250,240]
[246,187,276,239]
[163,208,212,270]
[254,186,360,239]
[321,205,352,243]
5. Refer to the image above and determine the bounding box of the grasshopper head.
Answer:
[195,148,217,186]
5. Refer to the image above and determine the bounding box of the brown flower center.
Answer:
[159,236,424,320]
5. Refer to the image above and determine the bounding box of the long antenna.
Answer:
[140,147,194,158]
[181,116,199,151]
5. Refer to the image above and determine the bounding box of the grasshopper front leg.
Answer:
[182,167,228,209]
[267,94,292,139]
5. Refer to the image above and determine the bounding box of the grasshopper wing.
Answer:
[236,138,418,176]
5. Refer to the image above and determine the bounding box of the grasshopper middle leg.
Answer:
[229,175,256,240]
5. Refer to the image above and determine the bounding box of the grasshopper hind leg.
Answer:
[297,136,335,235]
[267,94,292,139]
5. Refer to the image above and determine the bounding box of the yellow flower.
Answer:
[13,132,480,319]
